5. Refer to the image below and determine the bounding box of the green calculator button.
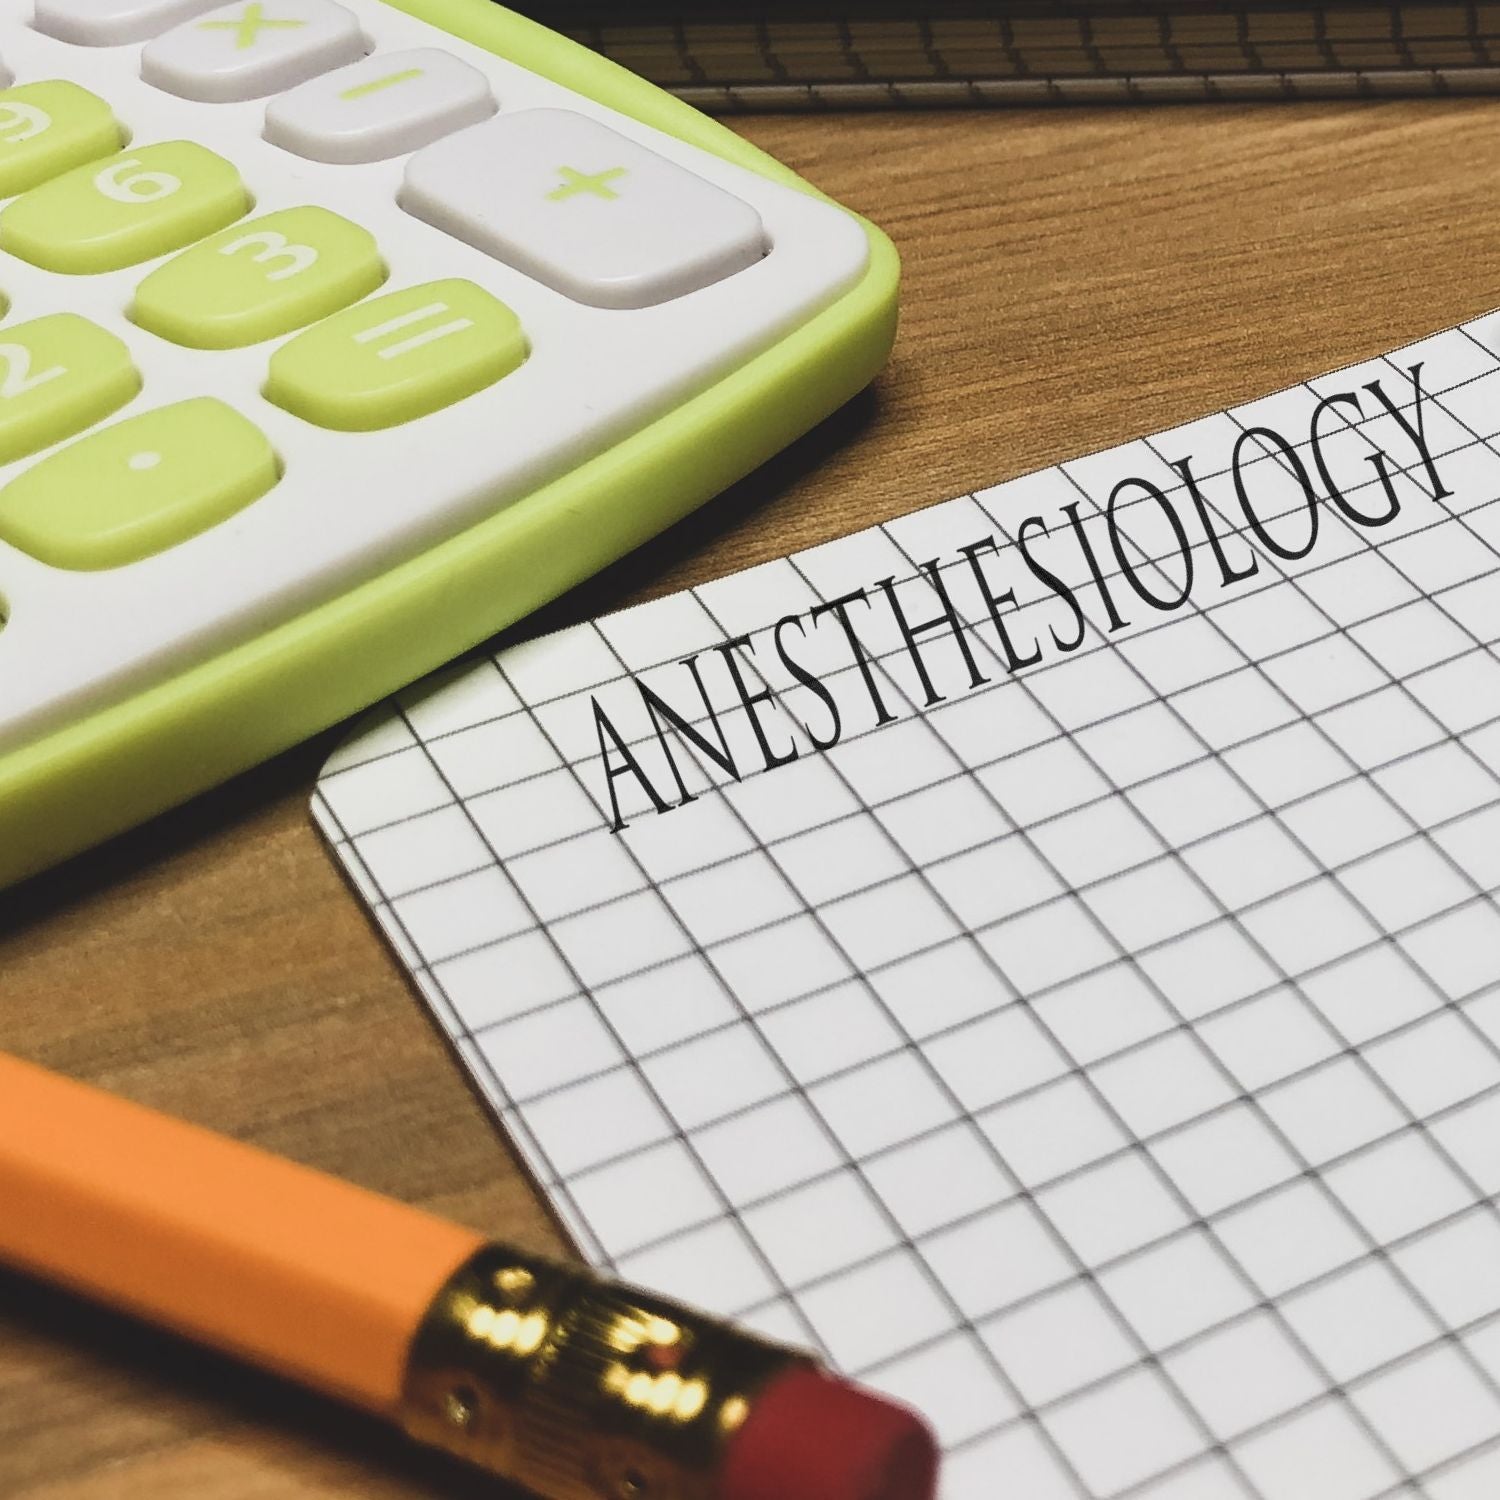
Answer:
[0,398,278,570]
[265,278,526,430]
[0,82,124,199]
[131,206,385,350]
[0,315,141,465]
[0,142,249,275]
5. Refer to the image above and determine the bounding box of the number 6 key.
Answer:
[0,140,248,274]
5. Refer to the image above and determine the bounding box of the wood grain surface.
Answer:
[5,97,1500,1499]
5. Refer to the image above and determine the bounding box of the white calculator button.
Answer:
[140,0,366,103]
[33,0,222,45]
[264,47,495,164]
[400,109,768,310]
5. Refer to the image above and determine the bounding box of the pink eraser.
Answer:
[718,1364,940,1500]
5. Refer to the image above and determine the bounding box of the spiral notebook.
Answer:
[524,1,1500,109]
[315,312,1500,1499]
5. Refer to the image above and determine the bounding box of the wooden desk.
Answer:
[4,99,1500,1498]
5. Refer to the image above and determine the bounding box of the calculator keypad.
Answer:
[0,0,870,757]
[32,0,223,47]
[401,108,769,309]
[131,206,385,348]
[0,141,249,273]
[0,83,125,199]
[264,48,495,164]
[0,398,277,570]
[141,0,368,104]
[0,315,140,465]
[265,278,527,430]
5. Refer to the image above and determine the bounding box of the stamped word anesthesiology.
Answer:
[589,365,1451,833]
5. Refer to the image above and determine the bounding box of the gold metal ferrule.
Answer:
[398,1242,809,1500]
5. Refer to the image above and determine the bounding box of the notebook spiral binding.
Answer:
[519,2,1500,108]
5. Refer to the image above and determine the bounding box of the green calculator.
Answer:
[0,0,898,889]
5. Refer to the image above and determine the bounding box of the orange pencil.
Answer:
[0,1051,937,1500]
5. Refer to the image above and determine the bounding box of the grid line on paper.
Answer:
[466,884,1500,1239]
[311,734,610,1263]
[1216,401,1500,922]
[1116,384,1500,1483]
[725,1068,1500,1343]
[317,311,1500,1500]
[685,586,1158,1493]
[311,339,1500,743]
[577,612,1100,1498]
[1375,343,1500,848]
[339,612,1500,941]
[512,949,1498,1243]
[1044,449,1500,1490]
[311,425,1480,791]
[322,470,1500,866]
[323,455,1500,893]
[363,504,1500,1044]
[1168,409,1500,1226]
[314,344,1494,800]
[312,367,1485,758]
[871,513,1415,1494]
[949,354,1500,1490]
[486,654,834,1360]
[469,764,1500,1056]
[709,577,1227,1490]
[1127,432,1500,1435]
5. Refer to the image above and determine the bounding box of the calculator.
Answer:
[0,0,898,889]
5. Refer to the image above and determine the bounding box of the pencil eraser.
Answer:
[718,1364,939,1500]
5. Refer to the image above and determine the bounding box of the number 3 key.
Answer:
[132,206,385,348]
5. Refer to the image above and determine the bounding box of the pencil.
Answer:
[0,1051,938,1500]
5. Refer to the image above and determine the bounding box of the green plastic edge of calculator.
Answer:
[0,0,900,891]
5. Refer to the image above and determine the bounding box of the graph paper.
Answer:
[317,312,1500,1500]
